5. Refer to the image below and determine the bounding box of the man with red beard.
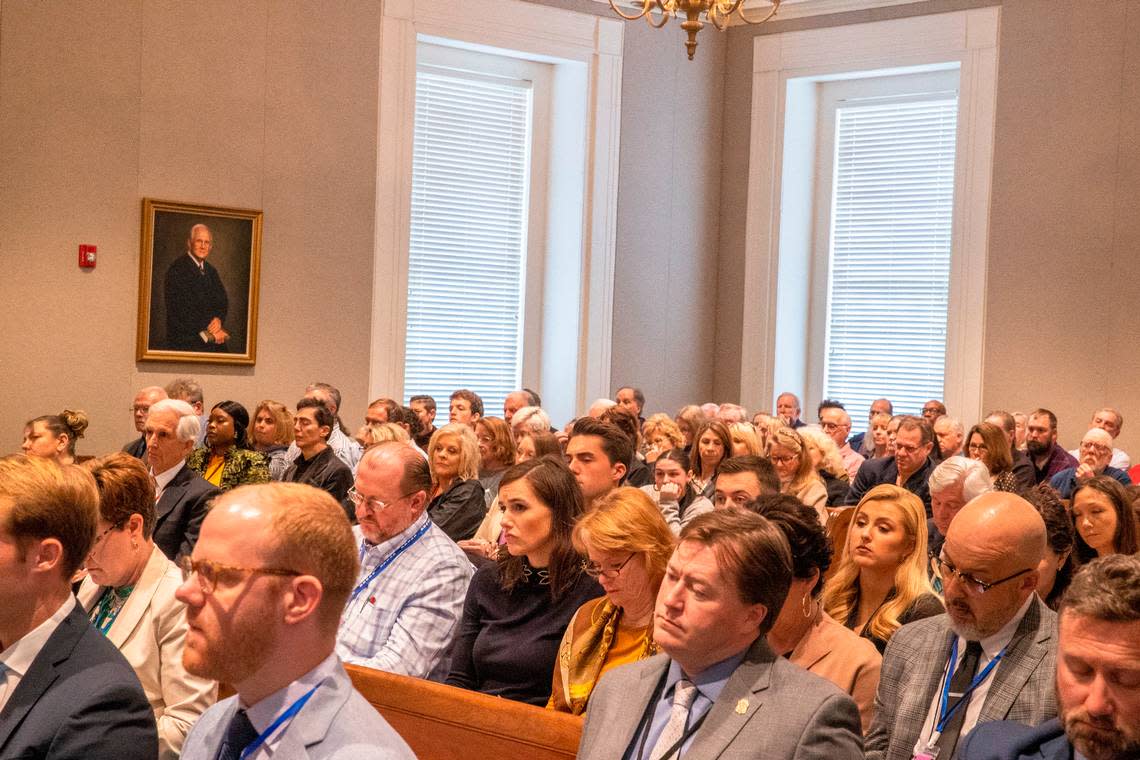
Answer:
[176,482,414,759]
[866,492,1057,760]
[959,554,1140,760]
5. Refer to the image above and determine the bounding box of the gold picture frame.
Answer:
[137,198,262,365]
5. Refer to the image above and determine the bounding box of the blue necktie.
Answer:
[215,708,259,760]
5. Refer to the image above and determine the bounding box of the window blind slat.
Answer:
[824,98,958,424]
[403,68,532,414]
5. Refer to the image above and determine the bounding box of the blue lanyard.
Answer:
[240,684,319,759]
[350,519,431,603]
[935,638,1005,733]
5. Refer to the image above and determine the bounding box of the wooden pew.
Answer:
[345,665,583,760]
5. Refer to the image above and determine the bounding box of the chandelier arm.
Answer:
[607,0,655,22]
[645,0,672,28]
[735,0,780,25]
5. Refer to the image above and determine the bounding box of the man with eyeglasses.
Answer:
[334,441,473,681]
[820,402,865,479]
[866,492,1057,760]
[1066,407,1131,470]
[846,416,937,516]
[1048,428,1132,499]
[177,481,415,759]
[122,385,167,459]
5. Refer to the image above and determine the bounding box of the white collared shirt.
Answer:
[0,595,76,712]
[152,459,187,503]
[914,594,1035,752]
[241,652,340,757]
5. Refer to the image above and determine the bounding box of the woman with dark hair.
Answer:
[475,416,516,507]
[689,419,732,499]
[639,448,713,535]
[78,453,215,758]
[1021,483,1075,609]
[749,493,881,733]
[1072,475,1140,562]
[446,455,602,705]
[965,421,1016,491]
[247,399,294,480]
[187,400,268,490]
[22,409,89,465]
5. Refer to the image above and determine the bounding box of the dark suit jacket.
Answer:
[122,435,147,460]
[153,464,220,562]
[865,597,1058,760]
[0,602,158,760]
[163,253,228,352]
[958,718,1068,760]
[845,455,936,515]
[578,637,863,760]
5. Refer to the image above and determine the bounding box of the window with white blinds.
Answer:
[403,65,533,416]
[822,96,959,424]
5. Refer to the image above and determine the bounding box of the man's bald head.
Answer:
[947,492,1046,569]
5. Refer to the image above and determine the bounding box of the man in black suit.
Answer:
[960,554,1140,760]
[121,385,167,460]
[0,455,157,759]
[144,399,220,561]
[846,415,937,515]
[163,223,229,351]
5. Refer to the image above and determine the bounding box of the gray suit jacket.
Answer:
[865,596,1058,760]
[180,658,416,760]
[578,637,863,760]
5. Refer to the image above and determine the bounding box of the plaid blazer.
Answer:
[865,596,1057,760]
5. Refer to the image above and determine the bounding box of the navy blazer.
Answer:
[122,435,147,460]
[845,455,935,516]
[0,602,158,760]
[958,718,1069,760]
[153,464,220,562]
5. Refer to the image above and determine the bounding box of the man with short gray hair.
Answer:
[1050,427,1132,498]
[927,456,992,558]
[821,404,865,478]
[145,398,219,561]
[1067,407,1130,470]
[934,416,965,459]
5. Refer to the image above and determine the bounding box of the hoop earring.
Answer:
[801,592,814,619]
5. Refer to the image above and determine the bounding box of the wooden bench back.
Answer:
[345,665,583,760]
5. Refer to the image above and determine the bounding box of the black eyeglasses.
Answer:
[933,555,1033,595]
[582,553,635,579]
[178,557,302,595]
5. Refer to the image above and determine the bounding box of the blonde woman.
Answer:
[769,427,829,524]
[642,414,685,464]
[864,411,894,459]
[248,400,294,480]
[427,423,487,541]
[799,426,850,506]
[673,405,705,449]
[822,484,942,653]
[751,413,782,456]
[358,422,411,448]
[729,422,764,458]
[549,487,675,714]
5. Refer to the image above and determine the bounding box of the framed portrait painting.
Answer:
[137,199,262,364]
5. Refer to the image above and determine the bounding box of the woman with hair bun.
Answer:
[186,400,268,490]
[22,409,89,465]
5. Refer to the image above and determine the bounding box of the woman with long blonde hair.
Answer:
[822,484,942,653]
[769,427,828,524]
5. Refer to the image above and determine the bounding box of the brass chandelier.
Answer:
[608,0,781,60]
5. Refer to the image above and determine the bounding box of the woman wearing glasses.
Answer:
[1071,475,1140,562]
[77,453,216,760]
[446,456,602,706]
[822,484,942,654]
[769,427,829,524]
[549,487,675,714]
[964,421,1018,492]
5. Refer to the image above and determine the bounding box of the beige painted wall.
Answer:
[717,0,1140,457]
[0,0,726,452]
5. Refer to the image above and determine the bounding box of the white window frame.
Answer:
[739,7,999,421]
[371,0,624,425]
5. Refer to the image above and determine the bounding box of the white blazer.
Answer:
[78,544,217,760]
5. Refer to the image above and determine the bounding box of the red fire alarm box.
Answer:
[79,244,97,268]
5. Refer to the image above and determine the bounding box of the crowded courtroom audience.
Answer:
[6,375,1140,760]
[175,482,415,758]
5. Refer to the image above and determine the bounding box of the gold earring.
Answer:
[801,592,814,619]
